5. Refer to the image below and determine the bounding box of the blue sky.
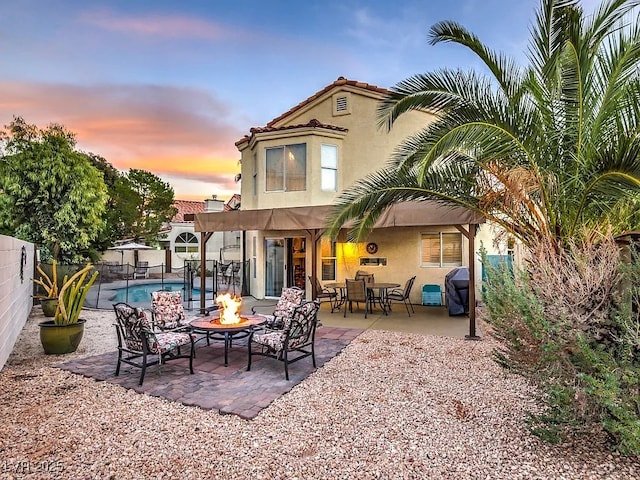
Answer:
[0,0,600,200]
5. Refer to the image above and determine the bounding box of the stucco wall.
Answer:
[0,235,35,371]
[239,86,434,210]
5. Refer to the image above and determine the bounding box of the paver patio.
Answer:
[57,325,363,419]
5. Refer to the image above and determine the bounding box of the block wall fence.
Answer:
[0,235,34,370]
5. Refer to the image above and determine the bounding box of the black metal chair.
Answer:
[113,302,195,385]
[309,276,338,312]
[343,279,370,318]
[247,300,320,380]
[387,276,417,316]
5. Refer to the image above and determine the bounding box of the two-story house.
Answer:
[196,77,500,313]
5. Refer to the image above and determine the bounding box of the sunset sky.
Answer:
[0,0,602,201]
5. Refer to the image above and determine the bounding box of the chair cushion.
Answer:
[273,287,304,321]
[252,331,286,352]
[116,306,154,351]
[148,332,193,354]
[152,291,186,329]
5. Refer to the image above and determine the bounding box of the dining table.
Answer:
[324,281,401,315]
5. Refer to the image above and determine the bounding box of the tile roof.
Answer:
[267,77,388,127]
[235,77,387,146]
[172,200,204,222]
[235,118,347,147]
[224,193,241,211]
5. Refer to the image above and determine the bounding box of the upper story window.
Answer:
[175,232,199,253]
[265,143,306,192]
[321,144,338,192]
[421,232,462,267]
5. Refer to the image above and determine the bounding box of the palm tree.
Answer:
[327,0,640,253]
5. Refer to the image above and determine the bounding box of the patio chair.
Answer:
[247,300,320,380]
[113,302,195,385]
[150,290,191,331]
[387,276,417,316]
[355,270,375,283]
[309,276,338,313]
[133,261,149,279]
[251,286,304,329]
[343,279,370,318]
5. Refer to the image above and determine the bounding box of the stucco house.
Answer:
[158,196,241,270]
[102,195,241,270]
[195,77,507,313]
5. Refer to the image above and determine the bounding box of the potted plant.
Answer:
[33,260,60,317]
[39,263,99,354]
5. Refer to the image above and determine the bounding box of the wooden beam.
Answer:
[200,232,213,314]
[306,229,325,299]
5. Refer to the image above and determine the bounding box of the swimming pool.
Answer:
[109,282,208,303]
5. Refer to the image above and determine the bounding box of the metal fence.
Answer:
[35,260,251,311]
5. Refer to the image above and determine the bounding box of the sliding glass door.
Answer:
[264,238,285,297]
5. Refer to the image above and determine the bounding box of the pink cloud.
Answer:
[78,9,248,41]
[0,81,244,200]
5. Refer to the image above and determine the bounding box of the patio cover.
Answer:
[194,202,482,233]
[195,202,484,339]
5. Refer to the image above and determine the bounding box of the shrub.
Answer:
[482,235,640,453]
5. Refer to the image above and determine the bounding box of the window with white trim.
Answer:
[321,144,337,192]
[265,143,306,192]
[175,232,199,253]
[320,237,336,281]
[421,233,462,267]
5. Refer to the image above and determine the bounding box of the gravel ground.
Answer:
[1,308,638,479]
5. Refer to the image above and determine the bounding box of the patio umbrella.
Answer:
[109,242,152,266]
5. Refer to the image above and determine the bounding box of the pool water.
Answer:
[109,282,206,303]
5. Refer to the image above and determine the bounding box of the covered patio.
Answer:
[195,201,484,339]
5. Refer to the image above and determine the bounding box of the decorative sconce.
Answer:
[20,246,27,283]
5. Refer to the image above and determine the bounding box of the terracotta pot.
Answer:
[40,298,58,317]
[38,319,85,355]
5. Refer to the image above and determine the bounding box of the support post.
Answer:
[455,224,481,340]
[200,232,213,315]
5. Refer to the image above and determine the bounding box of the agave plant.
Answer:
[33,260,59,300]
[54,264,99,325]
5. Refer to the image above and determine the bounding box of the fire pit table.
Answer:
[189,315,266,366]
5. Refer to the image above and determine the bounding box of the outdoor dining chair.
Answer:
[113,302,195,385]
[387,276,417,316]
[344,279,370,318]
[247,300,320,380]
[251,286,304,329]
[309,276,338,313]
[150,290,191,332]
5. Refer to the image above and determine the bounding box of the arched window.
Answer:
[175,232,199,253]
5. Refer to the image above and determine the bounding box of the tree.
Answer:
[87,153,138,252]
[123,169,177,244]
[324,0,640,452]
[327,0,640,252]
[0,117,108,263]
